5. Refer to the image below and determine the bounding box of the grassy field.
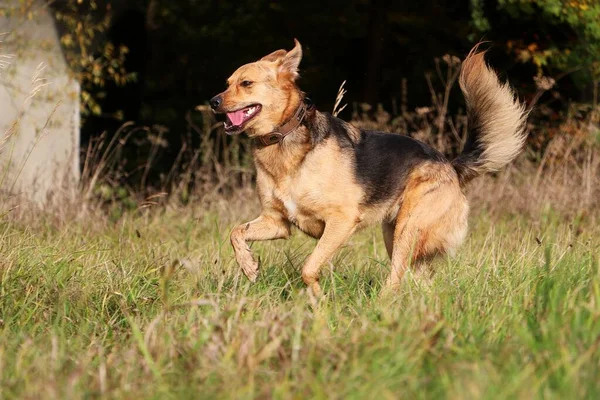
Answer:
[0,198,599,399]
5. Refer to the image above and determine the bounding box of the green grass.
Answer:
[0,206,599,399]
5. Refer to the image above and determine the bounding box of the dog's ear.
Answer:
[260,49,287,62]
[279,39,302,79]
[259,39,303,80]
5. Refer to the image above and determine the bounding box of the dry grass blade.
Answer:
[332,80,347,117]
[0,32,16,152]
[0,32,14,75]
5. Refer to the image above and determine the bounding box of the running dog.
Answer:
[210,40,527,295]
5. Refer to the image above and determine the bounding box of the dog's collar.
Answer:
[255,98,314,147]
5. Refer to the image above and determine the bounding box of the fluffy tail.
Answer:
[452,47,528,186]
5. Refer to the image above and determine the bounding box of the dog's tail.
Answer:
[452,47,528,186]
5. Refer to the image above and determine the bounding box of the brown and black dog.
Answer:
[210,40,527,295]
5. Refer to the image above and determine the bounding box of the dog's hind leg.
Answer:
[231,214,291,282]
[301,216,358,296]
[382,220,395,259]
[384,165,468,290]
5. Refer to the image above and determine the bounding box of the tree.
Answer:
[0,0,135,118]
[472,0,600,103]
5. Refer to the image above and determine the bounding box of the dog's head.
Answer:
[210,39,303,137]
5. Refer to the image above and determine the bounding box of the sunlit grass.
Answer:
[0,207,599,399]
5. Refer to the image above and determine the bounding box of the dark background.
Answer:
[67,0,593,193]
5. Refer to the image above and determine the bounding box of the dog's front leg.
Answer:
[230,214,291,282]
[301,217,358,296]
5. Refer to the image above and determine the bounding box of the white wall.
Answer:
[0,1,80,204]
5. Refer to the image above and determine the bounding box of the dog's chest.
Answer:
[273,178,325,238]
[282,197,298,217]
[273,182,312,221]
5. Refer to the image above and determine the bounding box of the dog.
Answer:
[210,39,527,295]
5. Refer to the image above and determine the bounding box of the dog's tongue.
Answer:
[227,110,246,126]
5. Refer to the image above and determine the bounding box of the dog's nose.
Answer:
[210,95,222,110]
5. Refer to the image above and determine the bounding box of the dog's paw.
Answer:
[308,281,322,298]
[238,252,259,282]
[378,285,397,300]
[241,260,259,282]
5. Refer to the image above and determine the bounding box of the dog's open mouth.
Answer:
[224,104,262,134]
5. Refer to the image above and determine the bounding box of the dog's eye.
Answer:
[240,80,253,87]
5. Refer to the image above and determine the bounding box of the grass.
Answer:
[0,201,599,399]
[2,22,599,398]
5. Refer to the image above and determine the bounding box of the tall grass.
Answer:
[0,196,599,398]
[0,52,599,399]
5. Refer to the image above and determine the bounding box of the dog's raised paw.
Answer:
[241,260,259,282]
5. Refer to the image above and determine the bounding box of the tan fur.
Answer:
[382,163,468,288]
[457,47,528,180]
[217,40,518,295]
[217,40,304,137]
[251,136,367,295]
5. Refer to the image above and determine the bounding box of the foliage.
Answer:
[472,0,600,82]
[53,0,136,118]
[0,0,134,118]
